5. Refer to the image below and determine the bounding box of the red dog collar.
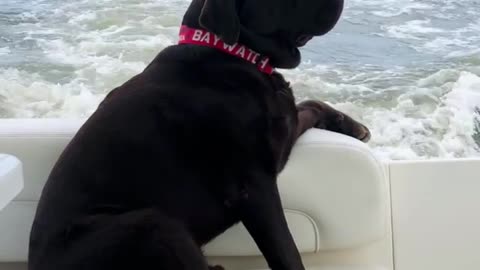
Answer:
[178,25,274,75]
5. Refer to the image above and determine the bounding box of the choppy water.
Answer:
[1,0,480,160]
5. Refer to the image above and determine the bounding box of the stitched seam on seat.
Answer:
[284,209,320,252]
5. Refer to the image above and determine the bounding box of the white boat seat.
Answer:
[0,154,23,211]
[0,119,388,261]
[205,129,388,255]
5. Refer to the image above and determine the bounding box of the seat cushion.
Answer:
[0,154,23,211]
[205,130,388,255]
[0,119,387,261]
[205,209,318,256]
[277,130,388,250]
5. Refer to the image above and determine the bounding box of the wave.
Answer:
[1,0,480,160]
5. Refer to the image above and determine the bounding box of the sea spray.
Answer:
[1,0,480,160]
[474,107,480,149]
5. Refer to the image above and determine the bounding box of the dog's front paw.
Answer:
[330,111,371,142]
[297,100,371,142]
[209,265,225,270]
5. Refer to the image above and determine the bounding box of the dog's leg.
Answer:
[31,209,209,270]
[296,100,371,142]
[239,176,304,270]
[295,107,323,138]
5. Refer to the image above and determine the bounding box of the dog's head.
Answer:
[182,0,344,69]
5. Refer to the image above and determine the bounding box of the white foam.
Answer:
[377,72,480,159]
[446,72,480,114]
[1,0,480,160]
[283,65,480,160]
[0,47,10,56]
[446,48,480,59]
[417,69,460,88]
[383,20,446,40]
[371,2,434,18]
[0,68,104,118]
[423,37,471,54]
[0,0,185,118]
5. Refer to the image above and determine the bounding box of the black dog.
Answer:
[29,0,369,270]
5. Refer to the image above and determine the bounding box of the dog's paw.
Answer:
[297,100,371,142]
[330,112,371,142]
[209,265,226,270]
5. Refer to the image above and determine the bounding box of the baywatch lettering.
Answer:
[259,58,269,69]
[178,25,274,74]
[192,30,202,41]
[213,35,221,46]
[223,43,237,52]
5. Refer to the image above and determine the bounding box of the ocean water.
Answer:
[1,0,479,160]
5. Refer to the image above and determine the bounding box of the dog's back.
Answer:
[29,44,296,270]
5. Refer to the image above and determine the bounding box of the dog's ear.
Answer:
[199,0,240,45]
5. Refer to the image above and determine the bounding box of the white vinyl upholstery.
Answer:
[0,119,388,262]
[205,130,388,254]
[0,154,23,211]
[278,131,388,250]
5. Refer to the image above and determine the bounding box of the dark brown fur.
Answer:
[28,1,369,270]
